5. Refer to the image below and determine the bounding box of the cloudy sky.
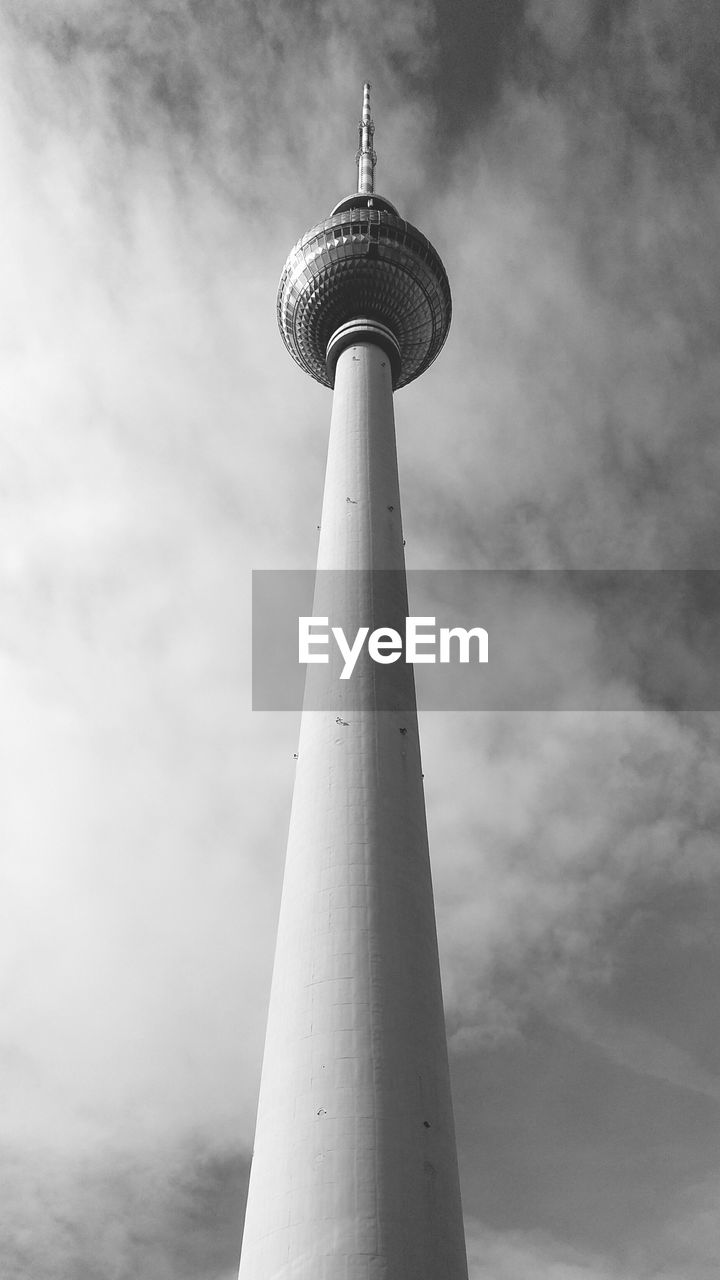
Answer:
[2,1,720,1277]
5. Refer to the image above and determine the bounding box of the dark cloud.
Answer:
[0,1141,249,1280]
[3,0,438,215]
[431,0,526,142]
[402,0,720,575]
[453,1014,720,1256]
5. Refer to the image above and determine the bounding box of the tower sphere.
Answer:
[276,192,452,390]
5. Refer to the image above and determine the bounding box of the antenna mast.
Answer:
[356,81,376,194]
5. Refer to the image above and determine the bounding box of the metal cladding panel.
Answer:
[239,345,468,1280]
[276,207,452,389]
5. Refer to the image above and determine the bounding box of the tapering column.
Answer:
[240,87,466,1280]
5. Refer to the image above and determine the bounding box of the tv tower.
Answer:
[239,85,467,1280]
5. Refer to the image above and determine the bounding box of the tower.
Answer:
[240,86,467,1280]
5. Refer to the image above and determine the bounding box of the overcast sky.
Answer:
[2,1,720,1278]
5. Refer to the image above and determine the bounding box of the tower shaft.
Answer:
[239,341,467,1280]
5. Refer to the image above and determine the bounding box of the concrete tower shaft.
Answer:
[239,88,466,1280]
[239,345,467,1280]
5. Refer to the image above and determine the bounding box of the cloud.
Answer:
[638,1171,720,1278]
[526,0,594,60]
[556,999,720,1102]
[401,1,720,573]
[0,1137,249,1280]
[424,709,720,1051]
[465,1221,628,1280]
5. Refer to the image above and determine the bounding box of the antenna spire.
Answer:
[356,81,376,195]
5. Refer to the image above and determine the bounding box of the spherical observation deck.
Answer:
[277,193,452,390]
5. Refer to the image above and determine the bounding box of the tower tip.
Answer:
[357,81,376,194]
